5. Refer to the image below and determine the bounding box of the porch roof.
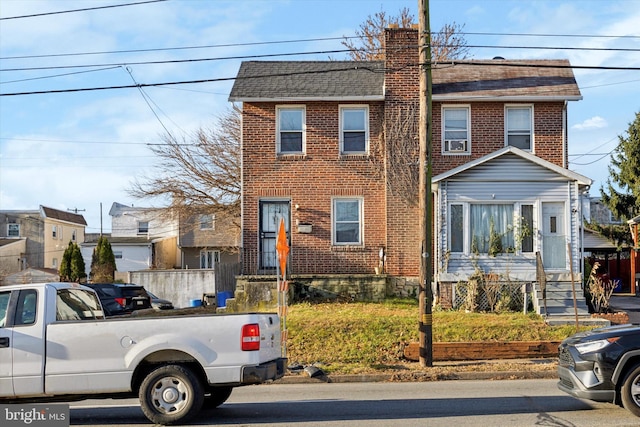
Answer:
[432,146,592,186]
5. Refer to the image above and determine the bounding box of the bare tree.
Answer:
[342,8,470,62]
[129,106,241,227]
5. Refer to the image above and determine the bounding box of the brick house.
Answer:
[229,27,592,310]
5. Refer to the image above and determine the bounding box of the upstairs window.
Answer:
[7,223,20,237]
[333,198,363,245]
[71,229,77,242]
[138,221,149,234]
[200,214,214,230]
[52,225,58,239]
[277,106,305,154]
[442,106,470,154]
[506,106,533,150]
[340,106,368,154]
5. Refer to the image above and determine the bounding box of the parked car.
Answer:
[557,324,640,417]
[84,283,152,316]
[146,290,174,310]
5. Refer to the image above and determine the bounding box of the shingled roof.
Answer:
[40,205,87,226]
[229,59,581,102]
[229,61,385,102]
[432,59,582,100]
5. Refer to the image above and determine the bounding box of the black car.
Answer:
[85,283,152,316]
[146,290,174,310]
[557,323,640,417]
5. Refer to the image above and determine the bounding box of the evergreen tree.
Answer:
[71,243,87,282]
[90,235,117,282]
[59,241,74,281]
[60,241,88,282]
[596,111,640,246]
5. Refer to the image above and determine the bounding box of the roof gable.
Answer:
[433,146,592,186]
[39,205,87,226]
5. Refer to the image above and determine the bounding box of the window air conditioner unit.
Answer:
[446,139,467,152]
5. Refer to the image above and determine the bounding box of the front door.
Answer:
[259,201,290,270]
[542,202,567,270]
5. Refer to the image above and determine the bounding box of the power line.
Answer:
[0,0,167,20]
[2,61,639,97]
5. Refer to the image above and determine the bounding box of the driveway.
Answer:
[609,294,640,323]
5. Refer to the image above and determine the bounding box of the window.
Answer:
[333,198,363,245]
[448,203,536,255]
[200,250,220,269]
[442,106,470,154]
[200,214,214,230]
[16,289,37,326]
[52,258,58,268]
[71,229,77,242]
[506,106,533,150]
[114,251,123,259]
[52,225,58,239]
[0,291,10,328]
[56,288,104,321]
[138,221,149,234]
[340,106,368,154]
[7,223,20,237]
[521,205,534,253]
[277,106,305,154]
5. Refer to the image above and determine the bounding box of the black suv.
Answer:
[85,283,152,316]
[557,324,640,417]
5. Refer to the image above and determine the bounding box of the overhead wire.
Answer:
[0,0,168,20]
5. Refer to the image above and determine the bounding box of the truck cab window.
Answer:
[0,292,10,328]
[16,290,37,326]
[56,289,104,321]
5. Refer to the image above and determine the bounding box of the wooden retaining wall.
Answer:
[404,341,561,361]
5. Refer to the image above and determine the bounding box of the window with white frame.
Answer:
[506,106,533,150]
[52,225,58,239]
[7,223,20,237]
[200,250,220,268]
[114,251,123,259]
[199,214,214,230]
[277,106,305,154]
[340,106,368,154]
[333,198,363,245]
[442,106,470,154]
[449,202,535,255]
[138,221,149,234]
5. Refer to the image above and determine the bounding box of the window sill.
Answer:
[277,153,306,160]
[339,153,369,160]
[331,245,366,252]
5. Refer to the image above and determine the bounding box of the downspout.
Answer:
[563,100,568,168]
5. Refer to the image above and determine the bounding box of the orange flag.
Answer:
[275,218,289,277]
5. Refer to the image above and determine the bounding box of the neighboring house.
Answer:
[178,212,241,291]
[0,206,86,279]
[228,27,592,310]
[81,202,179,281]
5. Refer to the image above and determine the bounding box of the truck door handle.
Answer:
[0,337,9,348]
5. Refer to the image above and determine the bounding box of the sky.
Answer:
[1,0,639,233]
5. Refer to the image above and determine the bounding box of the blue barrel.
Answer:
[217,291,232,307]
[189,299,202,307]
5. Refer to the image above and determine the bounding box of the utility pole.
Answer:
[418,0,434,367]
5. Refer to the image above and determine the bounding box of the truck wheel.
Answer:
[621,364,640,417]
[203,386,233,409]
[139,364,204,425]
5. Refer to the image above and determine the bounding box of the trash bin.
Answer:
[189,298,203,307]
[217,291,232,308]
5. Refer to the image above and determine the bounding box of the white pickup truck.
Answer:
[0,282,286,425]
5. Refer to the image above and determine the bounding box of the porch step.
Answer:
[533,281,590,317]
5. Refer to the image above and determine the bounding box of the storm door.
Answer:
[542,202,567,269]
[259,201,290,270]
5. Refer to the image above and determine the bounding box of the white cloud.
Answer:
[572,116,608,130]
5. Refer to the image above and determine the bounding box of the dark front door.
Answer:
[259,201,290,270]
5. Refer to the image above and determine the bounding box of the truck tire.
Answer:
[621,364,640,417]
[139,364,204,425]
[203,386,233,409]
